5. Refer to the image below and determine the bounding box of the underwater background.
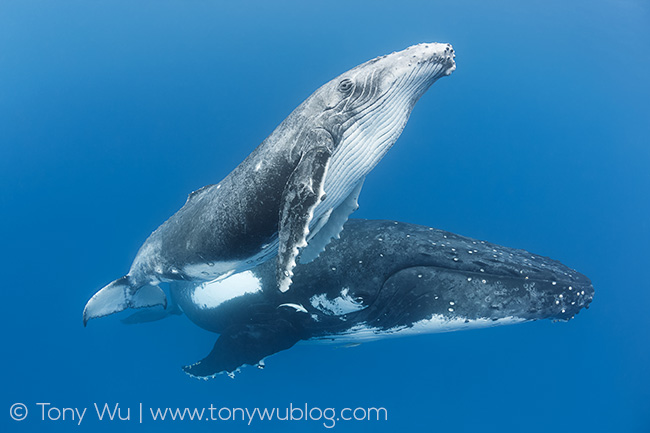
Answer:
[1,1,648,432]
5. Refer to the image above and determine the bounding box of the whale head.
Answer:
[312,43,456,146]
[302,220,594,342]
[280,42,456,200]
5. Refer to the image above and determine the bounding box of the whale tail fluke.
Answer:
[83,276,167,326]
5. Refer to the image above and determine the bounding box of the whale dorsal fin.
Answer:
[182,319,303,379]
[276,129,334,292]
[299,178,364,264]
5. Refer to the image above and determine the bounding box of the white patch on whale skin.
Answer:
[278,303,309,313]
[310,315,527,343]
[190,271,262,309]
[310,288,368,316]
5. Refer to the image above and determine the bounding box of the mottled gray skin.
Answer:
[84,43,456,324]
[171,219,594,379]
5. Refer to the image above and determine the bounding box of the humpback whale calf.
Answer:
[84,43,456,324]
[161,219,594,379]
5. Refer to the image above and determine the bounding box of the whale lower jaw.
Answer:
[309,315,528,344]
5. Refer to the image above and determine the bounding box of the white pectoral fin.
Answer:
[277,129,334,292]
[299,177,364,264]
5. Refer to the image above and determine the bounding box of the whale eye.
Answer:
[338,78,354,93]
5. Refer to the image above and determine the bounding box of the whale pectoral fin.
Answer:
[277,131,333,292]
[299,178,364,264]
[182,320,302,379]
[83,276,167,326]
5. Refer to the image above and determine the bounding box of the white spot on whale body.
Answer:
[310,288,367,316]
[278,303,308,313]
[190,271,262,309]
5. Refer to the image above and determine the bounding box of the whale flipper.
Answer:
[299,178,364,264]
[277,130,333,292]
[83,276,167,326]
[182,320,302,378]
[121,296,182,325]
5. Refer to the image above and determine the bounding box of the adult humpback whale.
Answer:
[160,220,594,379]
[83,43,456,324]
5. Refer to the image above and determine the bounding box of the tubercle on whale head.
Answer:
[390,42,456,71]
[368,42,455,67]
[366,42,456,85]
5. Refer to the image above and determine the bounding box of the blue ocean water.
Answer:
[1,1,649,432]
